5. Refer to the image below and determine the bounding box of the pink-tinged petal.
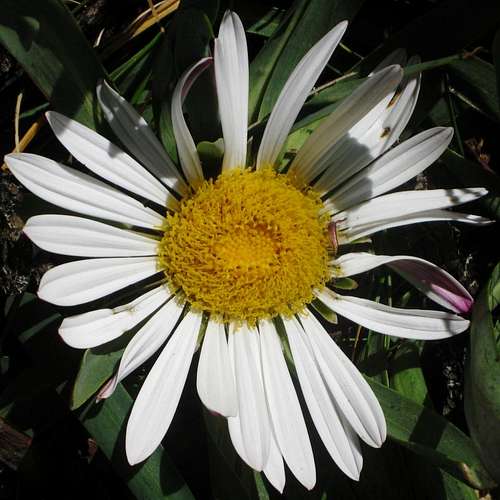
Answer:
[333,252,473,314]
[390,259,473,314]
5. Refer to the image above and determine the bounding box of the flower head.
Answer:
[5,10,491,492]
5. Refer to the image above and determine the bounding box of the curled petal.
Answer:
[333,252,473,313]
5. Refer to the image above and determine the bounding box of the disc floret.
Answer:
[159,168,330,324]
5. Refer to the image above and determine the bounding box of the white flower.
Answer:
[5,10,491,492]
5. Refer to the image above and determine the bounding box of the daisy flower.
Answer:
[5,11,491,492]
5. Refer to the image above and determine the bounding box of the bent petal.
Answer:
[333,252,473,314]
[283,316,363,480]
[59,284,171,348]
[256,21,347,170]
[99,295,185,399]
[214,11,249,170]
[126,311,203,464]
[316,288,470,339]
[196,320,237,417]
[24,215,159,257]
[5,153,165,229]
[331,188,491,243]
[97,80,189,197]
[172,58,212,188]
[39,256,161,306]
[46,112,177,209]
[289,65,403,186]
[259,319,316,490]
[227,324,271,471]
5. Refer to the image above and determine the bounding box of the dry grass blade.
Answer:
[101,0,179,59]
[2,115,45,171]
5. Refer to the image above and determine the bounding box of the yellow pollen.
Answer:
[158,168,330,324]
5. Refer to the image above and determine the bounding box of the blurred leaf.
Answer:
[367,376,496,490]
[248,0,365,123]
[438,150,500,220]
[447,57,500,122]
[465,261,500,483]
[493,28,500,103]
[0,0,106,129]
[203,409,266,500]
[80,383,194,500]
[352,0,500,76]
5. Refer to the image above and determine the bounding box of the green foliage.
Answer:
[0,0,106,129]
[465,262,500,483]
[1,0,500,497]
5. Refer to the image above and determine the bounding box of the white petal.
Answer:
[214,11,249,170]
[5,153,164,230]
[332,252,473,313]
[99,296,185,399]
[288,65,403,185]
[328,127,453,212]
[283,316,363,480]
[196,320,237,417]
[24,215,159,257]
[256,21,347,169]
[331,188,490,243]
[263,433,286,493]
[59,284,171,348]
[39,256,161,306]
[97,81,188,197]
[46,112,177,209]
[316,288,470,340]
[259,319,316,490]
[126,310,203,464]
[227,324,270,471]
[172,58,212,188]
[342,210,491,243]
[299,312,386,448]
[314,60,421,195]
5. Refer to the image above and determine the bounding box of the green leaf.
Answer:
[111,33,162,104]
[390,343,430,407]
[80,383,194,500]
[247,7,286,38]
[367,376,496,490]
[248,0,365,123]
[0,0,106,129]
[447,57,500,122]
[465,261,500,483]
[71,339,128,410]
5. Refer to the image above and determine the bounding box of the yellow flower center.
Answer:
[158,168,330,324]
